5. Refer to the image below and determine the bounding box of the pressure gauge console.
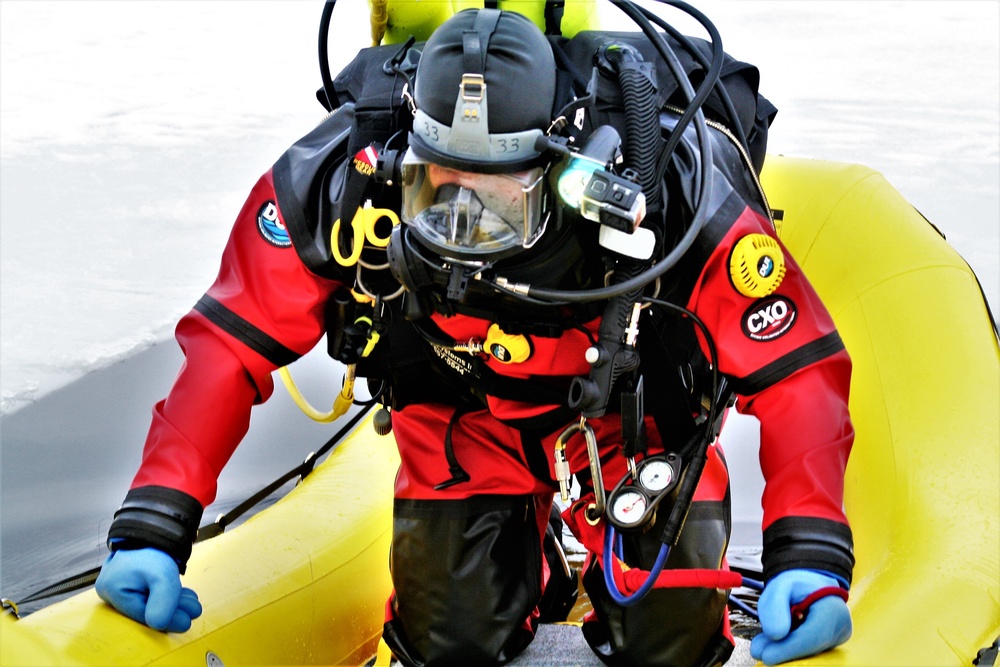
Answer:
[605,453,682,532]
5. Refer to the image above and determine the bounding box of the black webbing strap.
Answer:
[2,567,103,617]
[433,408,473,490]
[544,1,566,35]
[463,8,502,76]
[196,404,374,540]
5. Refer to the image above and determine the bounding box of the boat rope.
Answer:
[196,403,374,540]
[1,403,375,618]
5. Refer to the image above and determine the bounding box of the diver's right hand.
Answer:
[95,547,202,632]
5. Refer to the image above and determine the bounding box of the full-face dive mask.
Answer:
[394,8,557,269]
[400,150,546,261]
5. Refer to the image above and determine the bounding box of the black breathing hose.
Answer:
[604,43,662,211]
[567,40,662,419]
[318,0,339,111]
[638,3,749,155]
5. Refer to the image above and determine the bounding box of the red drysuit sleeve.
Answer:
[686,205,853,532]
[129,170,342,507]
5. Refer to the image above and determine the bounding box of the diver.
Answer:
[95,4,855,666]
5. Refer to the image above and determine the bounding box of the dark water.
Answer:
[0,341,350,612]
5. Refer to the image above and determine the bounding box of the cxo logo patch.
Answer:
[741,295,797,341]
[257,201,291,248]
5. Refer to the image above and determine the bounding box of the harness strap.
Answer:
[434,408,473,490]
[544,1,566,35]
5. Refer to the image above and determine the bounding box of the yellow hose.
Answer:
[278,317,381,423]
[278,366,353,423]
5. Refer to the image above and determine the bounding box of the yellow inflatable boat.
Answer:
[1,153,997,666]
[762,156,999,666]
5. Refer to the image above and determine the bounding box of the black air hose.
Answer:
[566,43,662,419]
[602,43,661,211]
[318,0,339,111]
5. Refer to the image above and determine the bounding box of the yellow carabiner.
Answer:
[351,315,383,358]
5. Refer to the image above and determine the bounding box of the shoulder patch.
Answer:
[257,201,291,248]
[741,295,797,341]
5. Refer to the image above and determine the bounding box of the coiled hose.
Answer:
[604,43,662,212]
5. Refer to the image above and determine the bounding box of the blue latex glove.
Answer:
[750,569,852,665]
[95,548,202,632]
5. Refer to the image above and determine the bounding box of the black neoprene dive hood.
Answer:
[408,9,557,174]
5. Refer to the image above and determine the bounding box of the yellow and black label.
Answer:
[729,234,786,298]
[485,324,532,364]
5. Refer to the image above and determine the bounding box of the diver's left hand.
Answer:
[750,569,852,665]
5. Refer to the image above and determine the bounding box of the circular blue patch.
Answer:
[257,201,291,248]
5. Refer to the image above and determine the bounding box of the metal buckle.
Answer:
[460,73,485,102]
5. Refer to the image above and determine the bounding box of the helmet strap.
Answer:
[450,9,502,149]
[462,8,501,76]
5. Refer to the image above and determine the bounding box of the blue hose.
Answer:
[602,523,671,606]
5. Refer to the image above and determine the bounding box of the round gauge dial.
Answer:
[609,488,648,527]
[639,458,674,492]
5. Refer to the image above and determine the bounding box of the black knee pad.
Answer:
[385,495,543,666]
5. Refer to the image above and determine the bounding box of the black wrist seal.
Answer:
[107,486,203,574]
[762,516,855,587]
